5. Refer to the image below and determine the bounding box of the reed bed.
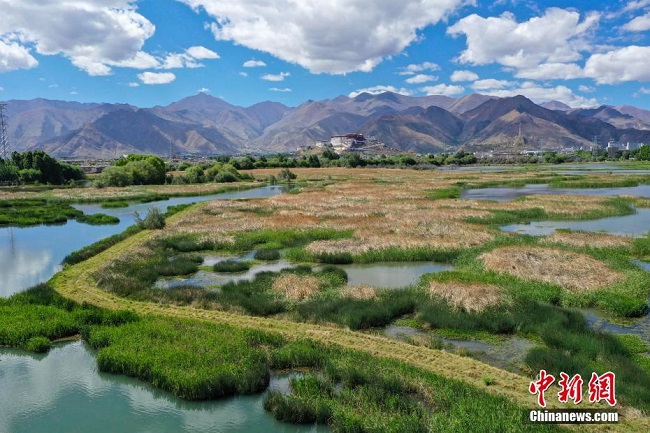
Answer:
[341,285,377,300]
[428,281,503,313]
[271,274,320,301]
[480,246,624,291]
[542,231,632,248]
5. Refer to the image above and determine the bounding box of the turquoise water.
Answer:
[0,342,325,433]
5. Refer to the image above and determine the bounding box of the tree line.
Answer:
[0,151,85,185]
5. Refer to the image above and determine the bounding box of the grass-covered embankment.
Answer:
[0,284,137,352]
[0,283,561,430]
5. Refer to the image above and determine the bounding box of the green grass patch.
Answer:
[265,348,560,432]
[100,201,129,208]
[0,199,82,226]
[427,186,461,200]
[0,284,138,352]
[253,248,281,261]
[87,316,275,400]
[213,260,252,273]
[76,213,120,225]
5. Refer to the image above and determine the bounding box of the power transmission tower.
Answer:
[0,103,8,159]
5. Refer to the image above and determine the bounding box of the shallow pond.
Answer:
[156,259,296,289]
[578,261,650,344]
[383,325,535,373]
[335,262,453,289]
[0,186,286,297]
[501,208,650,237]
[0,342,325,433]
[461,183,650,201]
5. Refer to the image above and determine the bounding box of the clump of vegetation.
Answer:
[428,281,503,313]
[76,213,120,225]
[254,248,281,261]
[278,168,297,183]
[0,284,138,352]
[271,274,321,301]
[94,154,166,187]
[100,201,129,208]
[135,207,165,229]
[0,199,82,226]
[480,246,623,292]
[87,317,275,400]
[213,259,251,273]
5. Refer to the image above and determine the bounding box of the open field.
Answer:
[40,166,650,430]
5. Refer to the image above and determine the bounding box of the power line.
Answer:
[0,103,8,160]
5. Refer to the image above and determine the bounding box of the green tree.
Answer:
[637,145,650,161]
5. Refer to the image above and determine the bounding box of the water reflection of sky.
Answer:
[0,186,286,297]
[462,184,650,201]
[501,208,650,237]
[0,342,324,433]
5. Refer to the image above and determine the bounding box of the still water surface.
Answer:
[0,342,324,433]
[0,185,285,297]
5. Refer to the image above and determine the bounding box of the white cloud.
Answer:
[622,12,650,31]
[639,87,650,95]
[400,61,440,75]
[186,46,219,59]
[481,82,598,107]
[180,0,471,74]
[420,83,465,96]
[0,1,156,75]
[198,87,210,93]
[261,72,290,81]
[269,87,291,92]
[0,38,38,72]
[348,85,413,98]
[127,82,139,87]
[243,59,266,68]
[516,62,584,80]
[137,71,176,85]
[48,84,58,88]
[623,0,650,12]
[448,8,598,75]
[158,46,219,69]
[239,71,248,77]
[472,79,511,90]
[578,85,595,93]
[450,70,479,82]
[584,46,650,84]
[0,86,4,91]
[405,74,437,84]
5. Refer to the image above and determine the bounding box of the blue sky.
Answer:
[1,0,650,109]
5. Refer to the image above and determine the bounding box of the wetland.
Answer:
[2,166,650,432]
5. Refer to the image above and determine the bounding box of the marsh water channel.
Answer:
[0,185,328,432]
[2,180,649,430]
[0,341,324,433]
[0,185,286,297]
[460,183,650,237]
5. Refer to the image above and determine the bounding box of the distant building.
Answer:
[330,133,366,153]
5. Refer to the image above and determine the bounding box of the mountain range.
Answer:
[3,92,650,158]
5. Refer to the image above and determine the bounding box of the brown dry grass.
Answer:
[543,231,632,248]
[480,246,623,291]
[428,281,503,312]
[271,274,320,301]
[341,285,377,300]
